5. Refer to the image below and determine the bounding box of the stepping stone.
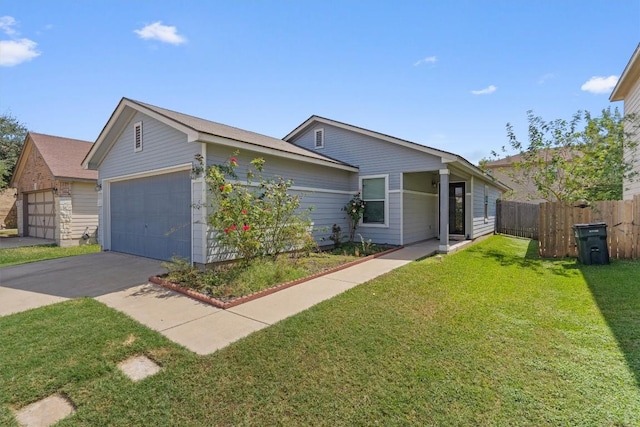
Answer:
[118,355,161,381]
[14,394,75,427]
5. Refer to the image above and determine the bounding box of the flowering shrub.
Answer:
[342,192,366,242]
[201,153,313,263]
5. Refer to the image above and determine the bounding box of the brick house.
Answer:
[11,132,98,246]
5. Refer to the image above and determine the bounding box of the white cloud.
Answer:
[580,75,619,94]
[134,21,187,45]
[538,73,555,85]
[0,16,17,35]
[0,38,40,66]
[471,85,497,95]
[414,56,437,66]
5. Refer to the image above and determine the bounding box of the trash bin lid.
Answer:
[572,222,607,229]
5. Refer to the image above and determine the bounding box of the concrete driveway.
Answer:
[0,252,165,316]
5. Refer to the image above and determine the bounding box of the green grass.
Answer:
[0,229,18,237]
[0,244,101,267]
[164,251,367,299]
[1,235,639,425]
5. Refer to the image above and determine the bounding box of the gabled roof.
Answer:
[285,115,510,191]
[83,98,358,172]
[610,43,640,101]
[10,132,96,186]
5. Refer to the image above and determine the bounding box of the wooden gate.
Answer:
[538,196,640,259]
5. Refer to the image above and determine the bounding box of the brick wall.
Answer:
[0,188,17,228]
[15,143,56,198]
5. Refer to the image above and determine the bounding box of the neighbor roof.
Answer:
[83,98,357,172]
[610,43,640,102]
[12,132,97,185]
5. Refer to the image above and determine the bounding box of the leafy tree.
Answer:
[0,112,28,189]
[487,108,638,203]
[201,153,313,263]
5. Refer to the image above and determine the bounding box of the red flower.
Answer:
[230,224,237,231]
[230,157,238,165]
[223,228,229,234]
[243,225,250,232]
[241,209,248,215]
[219,185,225,192]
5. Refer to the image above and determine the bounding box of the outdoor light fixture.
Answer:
[52,187,58,194]
[95,183,102,191]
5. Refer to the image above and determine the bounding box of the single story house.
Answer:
[11,132,98,246]
[610,42,640,200]
[82,98,508,264]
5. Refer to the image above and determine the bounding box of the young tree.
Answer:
[491,108,638,203]
[202,153,313,263]
[0,113,28,189]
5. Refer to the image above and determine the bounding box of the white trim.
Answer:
[359,174,389,228]
[284,116,458,162]
[388,189,402,194]
[314,128,324,149]
[439,168,450,175]
[133,121,143,153]
[402,189,436,197]
[103,163,192,183]
[198,133,358,172]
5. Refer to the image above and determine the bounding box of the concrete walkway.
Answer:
[96,239,474,355]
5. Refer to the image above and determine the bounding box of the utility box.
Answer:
[572,222,609,265]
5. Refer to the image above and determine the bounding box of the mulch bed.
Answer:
[149,246,402,309]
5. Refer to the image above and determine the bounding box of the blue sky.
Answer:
[1,1,638,163]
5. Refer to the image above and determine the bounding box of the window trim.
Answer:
[134,121,143,153]
[359,174,389,228]
[314,128,324,149]
[484,184,489,223]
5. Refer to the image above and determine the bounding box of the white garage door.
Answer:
[27,190,55,239]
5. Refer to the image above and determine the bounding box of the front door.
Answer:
[449,182,465,235]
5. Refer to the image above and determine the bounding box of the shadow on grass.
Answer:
[468,238,581,277]
[580,261,640,387]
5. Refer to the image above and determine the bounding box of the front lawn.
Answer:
[162,243,391,300]
[0,244,101,267]
[1,235,639,425]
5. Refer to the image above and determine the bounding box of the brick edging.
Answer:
[148,246,403,309]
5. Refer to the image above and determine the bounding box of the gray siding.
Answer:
[403,191,437,244]
[99,111,200,180]
[204,188,351,263]
[290,124,446,246]
[472,181,500,238]
[206,145,355,191]
[290,124,445,189]
[623,78,640,199]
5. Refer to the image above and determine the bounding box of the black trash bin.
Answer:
[572,222,609,265]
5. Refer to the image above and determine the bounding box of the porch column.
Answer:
[439,168,450,253]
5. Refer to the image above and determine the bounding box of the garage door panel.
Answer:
[110,171,191,261]
[26,190,55,239]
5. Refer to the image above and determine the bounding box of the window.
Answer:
[361,175,387,225]
[134,121,143,152]
[314,128,324,149]
[484,185,489,223]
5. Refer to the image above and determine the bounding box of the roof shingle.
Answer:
[29,132,97,180]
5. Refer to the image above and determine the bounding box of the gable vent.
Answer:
[134,121,143,152]
[314,128,324,149]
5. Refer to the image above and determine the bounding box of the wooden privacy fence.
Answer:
[539,195,640,259]
[495,200,539,239]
